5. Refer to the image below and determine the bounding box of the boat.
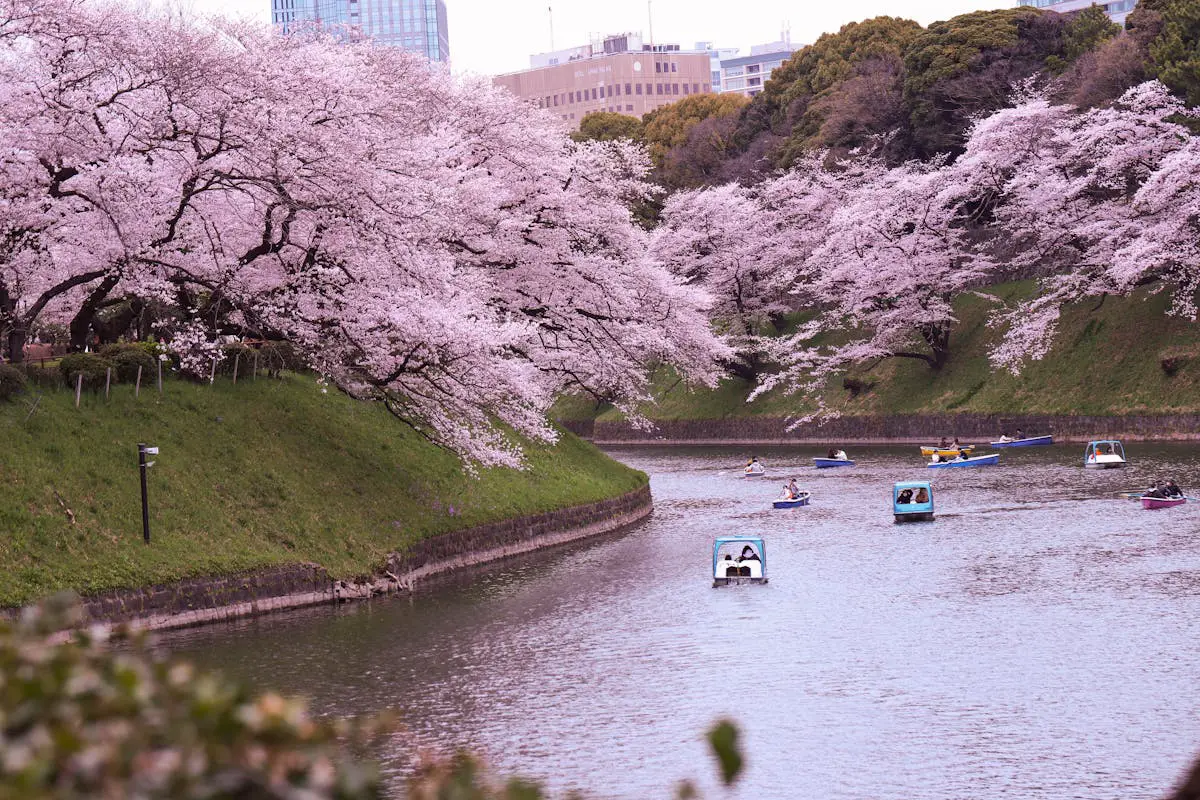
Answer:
[713,536,768,586]
[919,445,975,457]
[772,492,811,509]
[1141,495,1186,509]
[813,457,855,468]
[927,453,999,468]
[1084,440,1126,469]
[991,435,1053,448]
[893,481,934,522]
[743,465,767,478]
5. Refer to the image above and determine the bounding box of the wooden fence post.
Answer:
[157,359,163,394]
[135,365,142,398]
[105,367,111,400]
[209,356,217,386]
[253,351,259,381]
[74,373,82,408]
[232,352,241,384]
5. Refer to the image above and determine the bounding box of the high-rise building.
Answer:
[493,33,713,128]
[719,40,797,99]
[270,0,450,63]
[1015,0,1137,24]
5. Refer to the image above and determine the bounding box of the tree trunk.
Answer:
[69,273,120,352]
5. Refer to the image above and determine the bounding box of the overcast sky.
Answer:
[167,0,1011,76]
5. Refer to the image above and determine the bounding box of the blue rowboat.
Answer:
[927,453,999,468]
[814,457,855,468]
[772,492,811,509]
[990,435,1053,448]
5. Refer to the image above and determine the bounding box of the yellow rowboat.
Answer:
[919,445,975,457]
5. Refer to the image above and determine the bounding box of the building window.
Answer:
[672,83,679,94]
[625,82,632,94]
[635,83,643,95]
[683,84,690,95]
[553,95,559,106]
[703,83,710,92]
[607,85,613,97]
[591,87,598,100]
[671,62,677,72]
[748,77,761,87]
[693,83,700,94]
[747,64,761,74]
[655,62,662,73]
[545,96,551,107]
[626,104,633,111]
[656,83,663,95]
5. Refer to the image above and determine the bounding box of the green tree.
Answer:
[741,16,923,165]
[903,7,1069,156]
[572,111,644,143]
[1063,4,1122,62]
[1149,0,1200,105]
[641,93,748,168]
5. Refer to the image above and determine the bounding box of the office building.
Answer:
[1016,0,1137,24]
[270,0,450,63]
[493,33,713,127]
[695,41,741,93]
[719,40,797,99]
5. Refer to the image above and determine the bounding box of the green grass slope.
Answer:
[0,375,645,606]
[561,282,1200,422]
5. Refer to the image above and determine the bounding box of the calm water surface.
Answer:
[161,444,1200,798]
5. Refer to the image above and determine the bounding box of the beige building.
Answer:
[493,34,713,128]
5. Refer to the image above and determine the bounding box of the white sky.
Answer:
[166,0,1011,77]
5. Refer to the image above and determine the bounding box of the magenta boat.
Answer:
[1142,496,1186,509]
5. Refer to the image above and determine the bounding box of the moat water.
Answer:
[161,444,1200,798]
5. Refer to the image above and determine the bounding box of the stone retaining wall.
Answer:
[564,414,1200,444]
[75,484,652,632]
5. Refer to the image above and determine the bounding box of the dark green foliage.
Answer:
[257,340,305,376]
[1149,0,1200,104]
[572,111,644,143]
[218,342,256,376]
[100,343,157,383]
[904,8,1068,157]
[0,363,26,401]
[1063,5,1122,62]
[706,719,744,786]
[0,594,389,799]
[57,352,111,391]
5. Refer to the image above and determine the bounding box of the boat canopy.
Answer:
[1085,440,1125,458]
[893,481,934,514]
[713,536,767,574]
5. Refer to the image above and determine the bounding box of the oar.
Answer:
[1114,490,1145,499]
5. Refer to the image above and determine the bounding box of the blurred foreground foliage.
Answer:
[0,595,744,799]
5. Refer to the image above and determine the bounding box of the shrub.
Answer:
[58,352,112,391]
[0,595,389,799]
[0,363,26,401]
[218,342,257,376]
[110,347,157,383]
[258,340,306,376]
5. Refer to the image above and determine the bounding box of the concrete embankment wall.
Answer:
[564,414,1200,444]
[77,485,652,631]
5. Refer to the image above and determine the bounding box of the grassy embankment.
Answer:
[557,281,1200,423]
[0,374,646,607]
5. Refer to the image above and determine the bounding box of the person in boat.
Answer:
[787,478,801,498]
[746,457,762,472]
[737,545,760,562]
[1166,480,1183,498]
[914,487,929,503]
[954,451,968,461]
[939,437,949,448]
[952,437,961,448]
[1015,429,1024,439]
[1146,481,1167,498]
[833,449,848,461]
[997,431,1012,443]
[827,448,837,459]
[930,453,943,464]
[896,488,914,504]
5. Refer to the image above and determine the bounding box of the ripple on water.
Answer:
[159,444,1200,799]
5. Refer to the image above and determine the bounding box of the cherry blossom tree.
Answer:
[0,0,727,467]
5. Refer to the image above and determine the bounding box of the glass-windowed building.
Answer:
[1016,0,1137,25]
[270,0,450,63]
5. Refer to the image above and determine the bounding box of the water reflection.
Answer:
[160,444,1200,799]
